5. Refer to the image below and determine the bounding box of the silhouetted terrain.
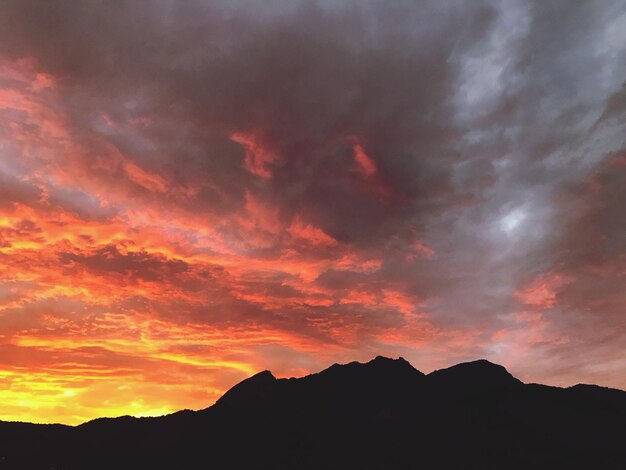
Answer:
[1,357,625,469]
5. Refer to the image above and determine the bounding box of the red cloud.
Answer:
[231,132,276,180]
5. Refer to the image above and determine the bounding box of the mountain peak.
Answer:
[367,355,423,373]
[214,370,277,409]
[251,369,276,380]
[428,359,522,391]
[370,355,408,364]
[322,355,424,377]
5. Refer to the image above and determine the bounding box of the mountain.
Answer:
[0,357,625,469]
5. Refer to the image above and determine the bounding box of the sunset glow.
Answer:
[0,1,625,424]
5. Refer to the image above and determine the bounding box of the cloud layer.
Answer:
[0,0,624,423]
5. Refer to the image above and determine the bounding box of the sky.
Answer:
[0,0,624,425]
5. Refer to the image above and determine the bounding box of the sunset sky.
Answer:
[0,0,625,425]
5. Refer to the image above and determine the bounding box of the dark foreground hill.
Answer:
[1,356,625,469]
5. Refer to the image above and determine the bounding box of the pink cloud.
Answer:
[352,143,377,177]
[514,272,571,309]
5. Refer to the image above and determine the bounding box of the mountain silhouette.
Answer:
[0,356,625,469]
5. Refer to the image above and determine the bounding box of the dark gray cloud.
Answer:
[58,244,189,282]
[0,0,498,241]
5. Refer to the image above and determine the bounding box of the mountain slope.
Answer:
[0,356,625,469]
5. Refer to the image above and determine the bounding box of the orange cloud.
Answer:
[287,217,338,247]
[124,161,169,193]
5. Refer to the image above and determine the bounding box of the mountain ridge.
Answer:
[3,356,625,427]
[1,356,625,469]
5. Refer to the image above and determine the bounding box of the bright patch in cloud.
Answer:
[500,208,527,235]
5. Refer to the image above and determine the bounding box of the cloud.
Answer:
[58,244,189,283]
